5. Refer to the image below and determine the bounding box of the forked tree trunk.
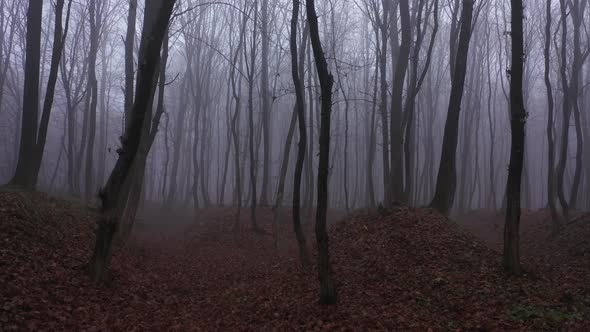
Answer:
[306,0,337,305]
[88,0,175,282]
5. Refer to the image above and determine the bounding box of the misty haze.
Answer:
[1,0,589,330]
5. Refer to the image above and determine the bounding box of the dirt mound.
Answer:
[1,192,588,330]
[0,191,185,330]
[457,208,590,269]
[328,208,588,330]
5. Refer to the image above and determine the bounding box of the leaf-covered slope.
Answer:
[1,192,588,330]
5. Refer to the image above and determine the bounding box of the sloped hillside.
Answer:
[1,191,588,330]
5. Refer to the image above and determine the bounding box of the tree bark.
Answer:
[429,0,474,216]
[306,0,337,305]
[503,0,525,275]
[84,0,101,202]
[9,0,43,189]
[389,0,411,204]
[31,0,72,188]
[290,0,311,268]
[259,0,271,206]
[88,0,175,282]
[124,0,137,126]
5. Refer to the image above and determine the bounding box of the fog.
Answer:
[0,0,590,330]
[2,1,588,216]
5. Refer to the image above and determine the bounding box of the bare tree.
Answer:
[543,0,561,232]
[503,0,526,274]
[88,0,176,281]
[430,0,474,215]
[306,0,337,305]
[290,0,311,268]
[8,0,43,189]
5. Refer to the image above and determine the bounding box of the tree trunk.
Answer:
[503,0,525,275]
[85,0,100,202]
[259,0,271,207]
[247,0,260,231]
[429,0,474,216]
[9,0,43,189]
[31,0,72,188]
[389,0,411,204]
[88,0,175,282]
[290,0,311,269]
[378,1,391,204]
[555,0,572,220]
[124,0,137,126]
[306,0,337,305]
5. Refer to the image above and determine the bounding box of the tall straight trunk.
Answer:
[430,0,474,216]
[247,0,260,231]
[555,0,572,219]
[485,23,497,210]
[9,0,43,189]
[230,8,248,230]
[259,0,271,206]
[389,0,411,204]
[306,0,337,305]
[448,0,461,79]
[567,0,586,210]
[305,44,315,222]
[124,0,137,125]
[89,0,175,282]
[161,112,170,202]
[85,0,100,202]
[378,1,391,204]
[0,1,19,120]
[503,0,525,274]
[97,43,109,186]
[366,54,378,207]
[166,77,189,204]
[290,0,311,268]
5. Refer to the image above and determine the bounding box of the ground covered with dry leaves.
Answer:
[1,190,589,330]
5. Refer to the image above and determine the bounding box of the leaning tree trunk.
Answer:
[118,30,169,243]
[306,0,337,305]
[429,0,474,216]
[503,0,526,275]
[31,0,72,188]
[88,0,176,282]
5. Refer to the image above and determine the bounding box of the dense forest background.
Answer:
[2,0,589,214]
[2,0,590,328]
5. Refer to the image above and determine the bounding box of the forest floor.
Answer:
[1,190,590,331]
